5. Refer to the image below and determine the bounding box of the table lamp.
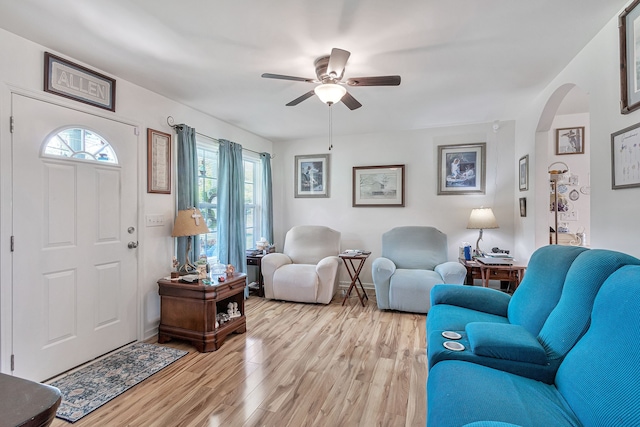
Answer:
[467,207,499,257]
[172,207,210,274]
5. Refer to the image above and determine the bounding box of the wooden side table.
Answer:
[157,273,247,352]
[339,252,371,306]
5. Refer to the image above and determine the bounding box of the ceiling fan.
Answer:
[261,48,401,110]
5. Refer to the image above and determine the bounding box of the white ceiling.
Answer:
[0,0,627,142]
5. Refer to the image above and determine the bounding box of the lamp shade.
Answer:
[171,207,210,237]
[467,207,499,230]
[314,83,346,105]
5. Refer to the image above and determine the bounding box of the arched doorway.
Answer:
[534,84,590,248]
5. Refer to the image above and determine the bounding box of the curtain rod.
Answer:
[166,116,273,157]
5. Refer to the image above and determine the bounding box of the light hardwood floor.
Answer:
[51,292,427,427]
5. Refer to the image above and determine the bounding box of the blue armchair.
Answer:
[371,226,466,313]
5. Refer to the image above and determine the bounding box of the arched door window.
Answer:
[43,127,118,164]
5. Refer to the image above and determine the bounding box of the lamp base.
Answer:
[475,229,485,257]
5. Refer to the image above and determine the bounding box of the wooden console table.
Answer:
[459,258,526,293]
[157,273,247,352]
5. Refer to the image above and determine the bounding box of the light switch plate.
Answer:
[145,214,165,227]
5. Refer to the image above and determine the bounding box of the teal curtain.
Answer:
[218,139,247,293]
[260,152,274,244]
[175,124,199,265]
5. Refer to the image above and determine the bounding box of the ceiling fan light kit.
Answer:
[314,83,346,105]
[262,47,401,110]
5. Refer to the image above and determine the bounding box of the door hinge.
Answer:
[11,354,14,371]
[10,236,14,252]
[9,116,14,133]
[134,127,140,136]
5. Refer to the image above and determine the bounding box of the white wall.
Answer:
[271,121,516,286]
[515,9,640,260]
[0,28,273,371]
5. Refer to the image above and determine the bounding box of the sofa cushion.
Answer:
[272,264,317,302]
[381,226,447,270]
[538,249,640,360]
[427,360,581,427]
[555,265,640,425]
[388,269,443,313]
[507,245,588,336]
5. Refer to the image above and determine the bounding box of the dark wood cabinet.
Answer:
[157,273,247,352]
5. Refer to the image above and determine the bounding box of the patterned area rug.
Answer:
[50,342,188,423]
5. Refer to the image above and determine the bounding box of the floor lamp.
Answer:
[467,207,499,257]
[172,207,210,274]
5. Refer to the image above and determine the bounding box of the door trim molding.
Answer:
[0,85,144,374]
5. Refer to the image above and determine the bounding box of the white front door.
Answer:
[11,94,138,381]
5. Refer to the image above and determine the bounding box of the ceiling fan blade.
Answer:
[341,91,362,110]
[286,90,316,106]
[262,73,316,83]
[346,75,401,86]
[327,48,351,79]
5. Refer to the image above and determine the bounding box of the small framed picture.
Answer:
[556,127,585,155]
[352,165,405,207]
[519,155,529,191]
[611,122,640,189]
[147,128,171,194]
[294,154,330,198]
[519,198,527,217]
[437,143,486,195]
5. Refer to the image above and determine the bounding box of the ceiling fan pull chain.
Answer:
[329,104,333,150]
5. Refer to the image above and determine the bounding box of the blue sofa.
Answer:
[427,248,640,383]
[427,264,640,426]
[371,226,466,313]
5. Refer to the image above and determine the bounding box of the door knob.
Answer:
[128,241,138,249]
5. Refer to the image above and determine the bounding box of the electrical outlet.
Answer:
[560,211,578,221]
[145,214,165,227]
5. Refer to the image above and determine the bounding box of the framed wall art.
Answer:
[519,154,529,191]
[437,143,486,195]
[611,122,640,189]
[620,0,640,114]
[44,52,116,112]
[147,128,172,194]
[519,197,527,217]
[556,127,585,154]
[352,164,405,207]
[294,154,330,198]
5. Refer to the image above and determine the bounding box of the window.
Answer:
[197,139,219,260]
[196,138,263,260]
[43,127,118,164]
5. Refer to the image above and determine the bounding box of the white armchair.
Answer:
[262,225,341,304]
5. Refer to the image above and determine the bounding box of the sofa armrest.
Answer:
[371,257,396,309]
[316,256,340,284]
[435,261,467,284]
[261,253,292,299]
[466,322,547,365]
[430,284,510,316]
